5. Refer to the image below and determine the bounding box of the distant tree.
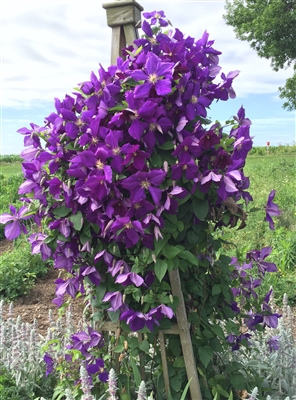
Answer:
[224,0,296,111]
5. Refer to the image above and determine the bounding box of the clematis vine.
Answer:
[0,9,283,395]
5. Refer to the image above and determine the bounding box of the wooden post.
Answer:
[102,0,144,65]
[169,269,202,400]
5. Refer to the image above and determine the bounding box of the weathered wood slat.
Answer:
[103,3,142,27]
[169,269,202,400]
[159,330,171,399]
[97,321,182,335]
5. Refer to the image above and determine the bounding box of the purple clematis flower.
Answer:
[131,52,174,98]
[71,326,104,356]
[120,309,159,332]
[121,169,167,205]
[267,335,280,352]
[230,257,252,278]
[28,233,52,260]
[110,217,145,247]
[81,266,101,286]
[265,190,281,230]
[102,291,123,311]
[115,272,144,287]
[247,247,277,277]
[0,205,32,240]
[43,353,54,376]
[143,10,168,27]
[148,304,175,320]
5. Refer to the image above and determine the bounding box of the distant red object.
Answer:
[267,142,270,146]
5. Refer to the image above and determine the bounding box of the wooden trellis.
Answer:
[101,2,202,399]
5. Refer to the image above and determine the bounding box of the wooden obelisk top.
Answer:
[102,0,144,65]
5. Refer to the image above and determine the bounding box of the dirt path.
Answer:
[1,240,85,336]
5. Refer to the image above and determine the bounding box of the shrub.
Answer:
[0,236,50,300]
[0,155,22,163]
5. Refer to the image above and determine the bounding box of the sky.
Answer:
[1,0,295,155]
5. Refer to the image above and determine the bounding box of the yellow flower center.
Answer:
[149,37,157,45]
[149,123,157,132]
[141,180,150,189]
[112,147,121,155]
[130,111,139,120]
[149,73,158,84]
[191,95,198,104]
[96,160,104,170]
[76,118,84,127]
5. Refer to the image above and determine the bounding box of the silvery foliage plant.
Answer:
[0,299,76,396]
[245,387,296,400]
[0,300,45,388]
[230,292,296,399]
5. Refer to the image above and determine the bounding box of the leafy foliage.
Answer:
[0,155,22,163]
[224,0,296,110]
[0,174,23,240]
[0,236,50,300]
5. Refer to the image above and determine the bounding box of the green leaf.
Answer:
[171,376,182,392]
[177,220,184,232]
[154,235,170,256]
[212,284,222,295]
[229,373,245,389]
[130,357,142,388]
[162,244,182,259]
[198,346,213,368]
[52,206,71,218]
[108,104,126,112]
[164,213,177,224]
[92,311,104,322]
[210,324,225,340]
[192,198,209,221]
[112,343,124,353]
[159,141,175,150]
[155,259,168,282]
[69,211,83,231]
[180,378,192,400]
[139,339,149,352]
[173,356,185,368]
[179,251,198,266]
[95,282,107,304]
[107,310,120,323]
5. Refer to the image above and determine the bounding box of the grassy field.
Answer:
[223,154,296,304]
[0,163,22,176]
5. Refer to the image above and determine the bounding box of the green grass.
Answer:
[0,163,22,176]
[223,154,296,304]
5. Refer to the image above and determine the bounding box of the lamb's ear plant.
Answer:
[0,300,57,400]
[219,292,296,400]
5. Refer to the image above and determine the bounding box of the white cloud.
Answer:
[0,0,293,109]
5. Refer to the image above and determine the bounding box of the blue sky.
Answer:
[1,0,295,155]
